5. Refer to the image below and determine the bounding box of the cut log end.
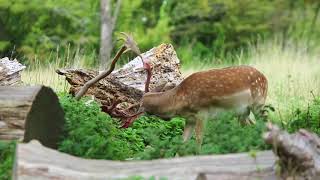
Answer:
[0,86,65,149]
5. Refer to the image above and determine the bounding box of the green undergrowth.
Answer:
[0,141,15,180]
[1,95,319,179]
[286,96,320,134]
[58,94,270,160]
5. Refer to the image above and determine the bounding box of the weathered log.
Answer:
[0,86,65,149]
[0,57,26,86]
[56,44,183,115]
[264,123,320,180]
[15,140,277,180]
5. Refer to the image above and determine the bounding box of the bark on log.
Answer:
[56,43,183,115]
[0,86,65,149]
[0,57,26,86]
[264,123,320,180]
[15,140,277,180]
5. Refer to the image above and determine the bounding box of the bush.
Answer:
[58,94,135,160]
[0,141,15,180]
[58,94,270,160]
[200,113,270,154]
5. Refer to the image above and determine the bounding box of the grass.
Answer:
[21,46,98,92]
[248,39,320,124]
[2,36,319,179]
[20,37,320,124]
[181,38,320,124]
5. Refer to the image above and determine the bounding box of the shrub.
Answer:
[58,94,270,160]
[135,113,270,160]
[58,94,134,160]
[200,113,270,154]
[0,141,15,180]
[287,96,320,134]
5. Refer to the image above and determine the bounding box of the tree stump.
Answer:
[0,86,65,149]
[56,43,183,115]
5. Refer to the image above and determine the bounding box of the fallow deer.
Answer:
[137,65,268,146]
[77,33,269,148]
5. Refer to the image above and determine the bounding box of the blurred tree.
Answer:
[100,0,121,69]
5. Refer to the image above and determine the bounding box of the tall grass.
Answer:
[248,38,320,123]
[181,37,320,123]
[21,46,97,92]
[21,37,320,123]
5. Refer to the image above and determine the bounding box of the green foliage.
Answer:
[2,0,320,65]
[58,94,134,160]
[0,141,15,180]
[58,94,270,160]
[287,96,320,134]
[200,113,270,154]
[0,0,99,62]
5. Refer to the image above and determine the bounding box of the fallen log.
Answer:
[0,86,65,149]
[56,43,183,115]
[15,140,276,180]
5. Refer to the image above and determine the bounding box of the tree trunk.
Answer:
[99,0,113,70]
[0,86,65,149]
[14,140,277,180]
[99,0,121,70]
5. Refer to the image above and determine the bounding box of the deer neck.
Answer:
[141,88,178,119]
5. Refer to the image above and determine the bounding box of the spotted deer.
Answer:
[91,33,268,148]
[136,66,268,146]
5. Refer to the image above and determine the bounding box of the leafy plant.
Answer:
[58,94,270,161]
[58,94,134,160]
[287,95,320,134]
[0,141,15,180]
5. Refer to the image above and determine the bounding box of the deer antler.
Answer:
[74,32,145,100]
[73,32,153,128]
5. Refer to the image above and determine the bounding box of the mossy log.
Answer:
[0,86,65,149]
